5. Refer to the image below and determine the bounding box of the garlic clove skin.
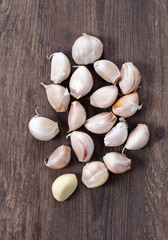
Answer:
[67,131,94,162]
[103,152,131,174]
[104,118,128,147]
[94,60,121,84]
[69,66,93,99]
[112,92,142,118]
[50,52,71,84]
[52,174,78,202]
[90,85,118,109]
[119,62,141,94]
[82,161,109,188]
[45,145,71,169]
[41,83,70,112]
[68,101,86,132]
[124,124,150,151]
[84,112,117,134]
[28,115,59,141]
[72,33,103,65]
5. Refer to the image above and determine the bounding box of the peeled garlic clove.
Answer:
[28,115,59,141]
[119,62,141,94]
[94,60,121,84]
[68,101,86,132]
[82,161,109,188]
[45,145,71,169]
[50,52,71,84]
[41,83,70,112]
[103,152,131,174]
[124,124,150,151]
[112,92,142,118]
[90,85,118,109]
[52,174,78,202]
[84,112,117,134]
[69,66,93,99]
[67,131,94,162]
[72,33,103,65]
[104,118,128,147]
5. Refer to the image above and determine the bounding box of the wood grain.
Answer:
[0,0,168,239]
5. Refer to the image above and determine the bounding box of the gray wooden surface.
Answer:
[0,0,168,239]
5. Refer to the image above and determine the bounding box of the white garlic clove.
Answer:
[119,62,141,94]
[68,101,86,132]
[45,145,71,169]
[41,83,70,112]
[69,66,93,99]
[90,85,118,109]
[72,33,103,65]
[52,174,78,202]
[50,52,71,84]
[28,115,59,141]
[94,60,121,84]
[112,92,142,118]
[67,131,94,162]
[104,118,128,147]
[103,152,131,174]
[84,112,117,134]
[123,124,150,151]
[82,161,109,188]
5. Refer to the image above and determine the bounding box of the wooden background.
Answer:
[0,0,168,239]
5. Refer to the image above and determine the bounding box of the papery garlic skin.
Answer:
[50,52,71,84]
[72,33,103,65]
[68,101,86,132]
[41,83,70,112]
[84,112,117,134]
[90,85,118,109]
[103,152,131,174]
[94,60,121,84]
[28,116,59,141]
[52,174,78,202]
[124,124,150,150]
[104,118,128,147]
[82,161,109,188]
[112,92,142,118]
[69,66,93,99]
[67,131,94,162]
[45,145,71,169]
[119,62,141,94]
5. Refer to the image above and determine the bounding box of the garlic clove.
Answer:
[69,66,93,99]
[41,83,70,112]
[119,62,141,94]
[104,118,128,147]
[103,152,131,174]
[90,85,118,109]
[45,145,71,169]
[94,60,121,84]
[68,101,86,132]
[84,112,117,134]
[123,124,150,151]
[52,174,78,202]
[82,161,109,188]
[67,131,94,162]
[50,52,71,84]
[72,33,103,65]
[28,115,59,141]
[112,92,142,118]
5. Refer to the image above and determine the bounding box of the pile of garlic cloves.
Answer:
[28,33,150,201]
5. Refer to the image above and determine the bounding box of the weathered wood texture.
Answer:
[0,0,168,239]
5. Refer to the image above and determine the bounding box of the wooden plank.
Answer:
[0,0,167,239]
